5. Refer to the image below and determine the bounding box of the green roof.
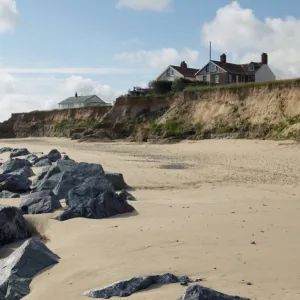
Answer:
[59,95,106,105]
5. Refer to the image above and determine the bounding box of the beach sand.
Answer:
[0,138,300,300]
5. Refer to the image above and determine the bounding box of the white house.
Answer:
[195,53,276,85]
[58,93,107,109]
[156,61,200,82]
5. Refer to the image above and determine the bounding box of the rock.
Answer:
[119,190,136,201]
[47,149,62,162]
[71,133,83,140]
[32,160,77,192]
[84,273,193,298]
[8,166,35,178]
[180,285,250,300]
[0,147,12,154]
[55,177,133,221]
[25,153,38,164]
[34,158,52,167]
[0,174,32,193]
[53,162,106,200]
[105,172,128,191]
[0,205,31,246]
[1,158,32,174]
[0,191,20,198]
[0,238,60,300]
[10,148,30,158]
[61,154,71,160]
[20,190,62,215]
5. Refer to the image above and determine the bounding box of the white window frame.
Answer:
[203,75,207,82]
[249,64,254,71]
[215,75,219,83]
[211,64,216,72]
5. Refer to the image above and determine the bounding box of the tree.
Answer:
[148,80,172,95]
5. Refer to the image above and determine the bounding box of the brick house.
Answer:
[195,53,276,85]
[156,61,199,82]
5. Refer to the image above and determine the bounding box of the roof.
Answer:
[211,60,263,75]
[170,65,200,78]
[58,95,106,105]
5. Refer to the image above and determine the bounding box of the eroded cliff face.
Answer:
[2,84,300,142]
[6,106,112,138]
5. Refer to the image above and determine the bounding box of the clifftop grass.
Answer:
[184,78,300,93]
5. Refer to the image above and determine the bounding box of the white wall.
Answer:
[196,74,211,82]
[255,65,276,82]
[157,67,183,82]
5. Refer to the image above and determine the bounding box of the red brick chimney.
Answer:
[180,61,187,68]
[220,53,226,63]
[261,52,268,64]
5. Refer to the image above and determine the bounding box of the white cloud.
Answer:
[115,48,199,69]
[201,1,300,79]
[0,67,137,75]
[0,0,18,33]
[0,73,120,122]
[116,0,172,12]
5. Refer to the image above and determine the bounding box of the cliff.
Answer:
[2,80,300,142]
[10,106,112,138]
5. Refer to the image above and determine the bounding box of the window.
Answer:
[166,68,174,77]
[229,74,232,83]
[215,75,219,83]
[203,75,207,81]
[206,64,210,72]
[211,64,216,72]
[249,64,254,71]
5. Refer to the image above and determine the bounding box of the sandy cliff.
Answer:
[2,82,300,141]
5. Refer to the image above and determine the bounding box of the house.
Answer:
[195,53,276,85]
[156,61,200,82]
[58,93,107,109]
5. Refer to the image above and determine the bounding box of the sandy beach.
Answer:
[1,138,300,300]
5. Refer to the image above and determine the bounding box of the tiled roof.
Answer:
[59,95,105,105]
[212,60,263,75]
[170,65,200,78]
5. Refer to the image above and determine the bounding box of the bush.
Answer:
[162,119,184,134]
[148,80,172,94]
[172,78,212,92]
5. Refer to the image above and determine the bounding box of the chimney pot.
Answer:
[75,92,78,98]
[220,53,226,63]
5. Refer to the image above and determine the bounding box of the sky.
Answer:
[1,0,300,121]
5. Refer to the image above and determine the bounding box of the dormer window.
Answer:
[249,64,254,71]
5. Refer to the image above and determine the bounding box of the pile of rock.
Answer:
[0,147,136,221]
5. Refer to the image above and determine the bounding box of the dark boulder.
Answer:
[55,178,133,221]
[61,154,71,160]
[119,190,136,201]
[0,147,12,154]
[1,158,32,174]
[71,133,83,140]
[10,148,30,158]
[25,153,38,164]
[84,273,193,298]
[20,190,62,215]
[32,160,77,192]
[180,285,250,300]
[105,172,128,190]
[8,166,35,178]
[0,191,20,198]
[0,174,32,193]
[0,238,60,300]
[0,205,31,246]
[47,149,62,162]
[34,158,52,167]
[53,162,106,200]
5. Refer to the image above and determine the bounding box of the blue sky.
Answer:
[0,0,300,120]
